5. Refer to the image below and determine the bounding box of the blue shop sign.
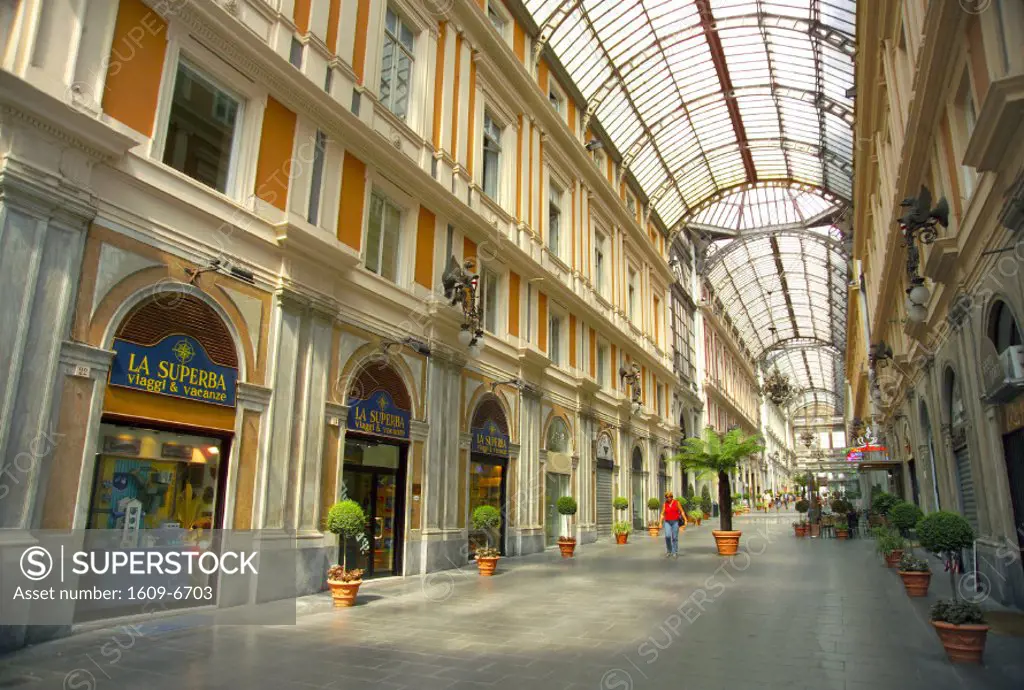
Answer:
[347,390,410,439]
[109,335,237,408]
[471,420,509,457]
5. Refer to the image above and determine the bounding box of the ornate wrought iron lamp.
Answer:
[799,429,815,449]
[868,341,893,369]
[899,185,949,245]
[760,367,795,405]
[441,256,484,356]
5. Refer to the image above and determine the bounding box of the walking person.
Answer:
[660,491,683,559]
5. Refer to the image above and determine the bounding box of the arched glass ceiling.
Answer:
[523,0,856,227]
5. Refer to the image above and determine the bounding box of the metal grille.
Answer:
[116,294,238,368]
[597,466,614,539]
[954,445,978,532]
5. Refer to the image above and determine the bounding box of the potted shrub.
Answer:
[794,499,809,537]
[646,497,662,536]
[700,485,712,519]
[831,499,851,539]
[612,496,630,544]
[556,495,578,558]
[917,511,986,662]
[872,526,905,567]
[688,508,703,526]
[674,426,764,556]
[870,491,899,526]
[897,554,932,597]
[325,500,367,607]
[890,501,924,539]
[471,505,502,576]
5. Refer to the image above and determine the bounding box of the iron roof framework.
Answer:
[523,0,855,407]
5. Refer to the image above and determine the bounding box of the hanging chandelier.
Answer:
[760,367,795,406]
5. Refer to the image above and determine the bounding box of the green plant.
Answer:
[673,427,763,532]
[557,496,578,516]
[471,505,502,553]
[871,491,899,517]
[326,500,367,573]
[898,554,930,572]
[612,496,629,512]
[688,509,704,523]
[699,484,712,514]
[831,498,850,514]
[613,520,632,536]
[327,564,364,582]
[930,600,984,625]
[648,497,662,511]
[687,483,696,498]
[476,546,500,558]
[873,527,905,556]
[795,499,809,514]
[890,501,924,536]
[918,511,974,601]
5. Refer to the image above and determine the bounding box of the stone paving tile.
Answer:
[3,513,1023,689]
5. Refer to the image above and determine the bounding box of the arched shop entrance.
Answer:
[631,447,645,530]
[343,360,412,579]
[87,292,241,619]
[595,433,615,539]
[544,416,572,547]
[468,396,511,557]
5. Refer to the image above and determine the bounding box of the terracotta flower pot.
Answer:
[557,540,576,558]
[696,518,702,526]
[809,524,821,537]
[898,570,931,597]
[327,579,362,608]
[835,528,849,540]
[712,530,742,556]
[794,525,807,537]
[885,549,904,568]
[647,526,660,537]
[615,533,628,544]
[477,556,499,576]
[703,512,710,520]
[932,621,989,664]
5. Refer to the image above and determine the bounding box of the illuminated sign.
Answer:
[109,335,237,407]
[347,390,409,439]
[471,420,509,457]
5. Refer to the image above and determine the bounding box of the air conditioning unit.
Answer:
[987,345,1024,403]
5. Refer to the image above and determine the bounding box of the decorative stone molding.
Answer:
[237,382,273,407]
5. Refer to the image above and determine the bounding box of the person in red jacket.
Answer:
[660,491,684,558]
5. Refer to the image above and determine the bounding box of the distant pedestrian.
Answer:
[660,491,683,559]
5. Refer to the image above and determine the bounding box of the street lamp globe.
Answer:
[458,328,473,346]
[907,303,927,323]
[908,282,930,305]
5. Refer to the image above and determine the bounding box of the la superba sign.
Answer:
[109,335,238,407]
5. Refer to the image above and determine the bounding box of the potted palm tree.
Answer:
[471,505,502,575]
[674,426,764,556]
[612,496,630,544]
[646,497,662,536]
[325,500,366,607]
[918,511,987,663]
[556,495,578,558]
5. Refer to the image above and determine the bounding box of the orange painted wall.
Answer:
[293,0,311,32]
[610,345,618,390]
[102,0,167,137]
[467,59,478,176]
[253,97,297,211]
[327,0,342,53]
[432,22,447,149]
[464,237,477,263]
[352,0,371,83]
[538,59,550,93]
[508,271,521,337]
[415,207,436,288]
[538,292,548,352]
[338,152,367,250]
[451,33,463,160]
[513,23,526,63]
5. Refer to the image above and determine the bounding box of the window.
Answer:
[480,266,499,334]
[597,343,608,387]
[307,130,327,225]
[380,8,414,120]
[548,181,563,258]
[548,86,563,114]
[526,284,533,343]
[549,313,562,365]
[653,295,661,341]
[628,268,638,322]
[365,191,402,282]
[594,230,607,296]
[289,37,303,68]
[988,300,1022,353]
[162,61,241,194]
[487,3,506,35]
[324,69,333,93]
[482,112,502,200]
[626,193,637,219]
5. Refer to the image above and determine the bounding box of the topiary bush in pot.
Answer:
[556,495,578,556]
[917,511,974,601]
[890,501,924,539]
[471,505,502,574]
[325,500,367,607]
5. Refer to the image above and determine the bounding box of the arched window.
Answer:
[987,300,1022,353]
[546,417,570,453]
[632,447,643,472]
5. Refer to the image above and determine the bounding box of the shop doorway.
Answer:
[631,447,645,530]
[342,438,406,578]
[545,472,570,546]
[468,397,511,557]
[1002,427,1024,577]
[907,459,920,506]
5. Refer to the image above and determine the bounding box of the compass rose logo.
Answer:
[377,393,389,411]
[172,339,195,365]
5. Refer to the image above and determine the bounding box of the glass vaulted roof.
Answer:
[524,0,855,405]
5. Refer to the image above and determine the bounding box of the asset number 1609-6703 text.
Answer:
[126,586,214,600]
